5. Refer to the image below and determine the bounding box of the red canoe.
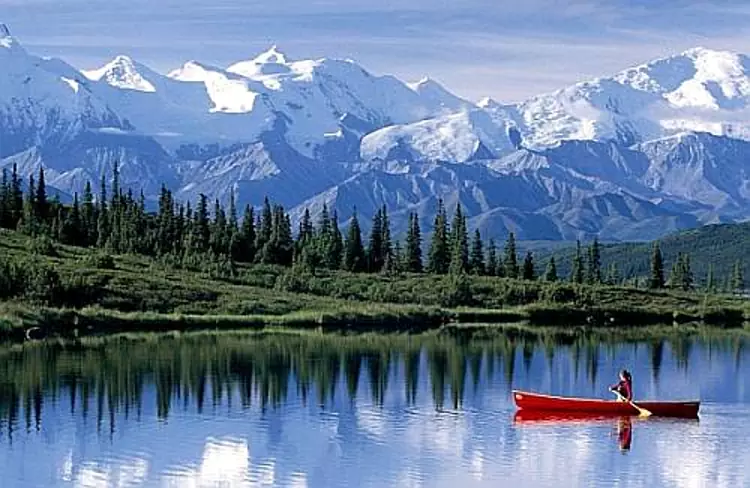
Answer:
[513,390,700,418]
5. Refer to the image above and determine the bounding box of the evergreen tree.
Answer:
[390,240,404,274]
[209,199,228,254]
[0,168,8,228]
[448,204,469,274]
[367,208,384,272]
[35,166,48,225]
[522,251,535,281]
[731,260,745,293]
[544,257,558,282]
[649,242,665,289]
[380,205,392,269]
[19,174,36,235]
[486,239,498,277]
[606,263,620,286]
[238,205,256,263]
[96,172,109,248]
[503,232,519,279]
[469,229,485,275]
[404,212,423,273]
[570,240,584,284]
[110,161,121,209]
[10,164,23,226]
[587,237,602,284]
[427,199,450,274]
[81,181,96,247]
[669,253,693,291]
[298,208,314,247]
[191,193,210,253]
[255,197,273,257]
[61,193,82,245]
[705,264,716,293]
[326,211,343,270]
[343,211,366,272]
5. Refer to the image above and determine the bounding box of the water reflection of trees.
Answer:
[0,332,744,439]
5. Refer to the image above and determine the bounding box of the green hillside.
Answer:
[535,221,750,288]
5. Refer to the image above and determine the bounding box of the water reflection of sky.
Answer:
[1,337,749,487]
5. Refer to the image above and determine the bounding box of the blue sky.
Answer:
[3,0,750,101]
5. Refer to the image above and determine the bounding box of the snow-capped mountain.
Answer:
[1,23,750,241]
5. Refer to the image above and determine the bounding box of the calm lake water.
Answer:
[0,331,748,487]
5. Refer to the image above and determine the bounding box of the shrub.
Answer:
[30,236,58,257]
[81,253,116,270]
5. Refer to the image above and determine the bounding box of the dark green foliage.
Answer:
[544,257,558,282]
[522,251,535,281]
[81,253,116,270]
[486,239,497,277]
[428,199,450,275]
[731,260,745,293]
[669,252,693,291]
[405,212,423,273]
[650,242,665,289]
[469,229,485,275]
[30,236,58,257]
[570,240,584,284]
[448,204,469,275]
[503,232,519,279]
[343,211,366,272]
[587,238,601,284]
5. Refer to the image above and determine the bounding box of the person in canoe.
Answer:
[609,369,633,402]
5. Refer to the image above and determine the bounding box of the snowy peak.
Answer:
[84,55,158,92]
[254,45,288,65]
[408,77,469,111]
[227,46,293,78]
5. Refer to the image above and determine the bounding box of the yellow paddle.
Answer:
[613,390,652,417]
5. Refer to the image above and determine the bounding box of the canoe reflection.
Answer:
[512,412,640,451]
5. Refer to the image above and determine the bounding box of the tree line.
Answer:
[0,163,744,292]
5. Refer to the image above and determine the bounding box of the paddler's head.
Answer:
[619,369,632,383]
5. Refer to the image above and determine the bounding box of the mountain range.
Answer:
[1,23,750,241]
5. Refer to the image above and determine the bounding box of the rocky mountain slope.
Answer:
[1,23,749,241]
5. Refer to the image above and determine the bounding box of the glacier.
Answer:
[1,23,750,241]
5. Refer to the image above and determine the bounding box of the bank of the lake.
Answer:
[1,230,748,342]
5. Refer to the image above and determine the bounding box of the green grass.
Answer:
[0,228,748,342]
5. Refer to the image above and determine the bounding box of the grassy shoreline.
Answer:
[1,230,748,342]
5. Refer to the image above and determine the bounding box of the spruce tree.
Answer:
[427,199,450,274]
[81,181,96,246]
[486,239,498,277]
[469,229,485,275]
[606,263,620,286]
[570,240,584,284]
[731,260,745,293]
[705,264,716,293]
[448,204,469,274]
[327,211,343,270]
[380,205,392,269]
[522,251,535,281]
[649,242,665,289]
[20,175,36,235]
[680,253,693,291]
[0,168,8,229]
[503,232,519,279]
[35,166,48,225]
[10,164,23,226]
[238,205,256,263]
[587,237,601,284]
[367,209,384,272]
[255,197,273,256]
[343,210,366,272]
[544,257,558,282]
[405,212,423,273]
